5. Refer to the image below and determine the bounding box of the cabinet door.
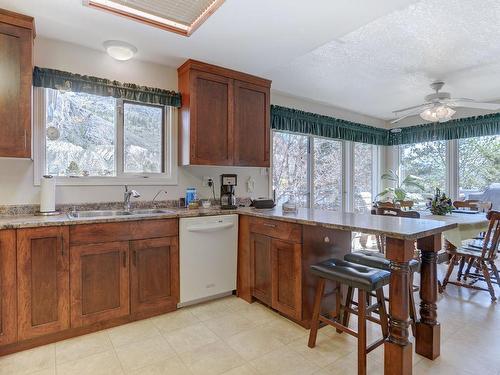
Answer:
[0,230,17,345]
[130,237,179,314]
[17,227,70,340]
[271,239,302,320]
[250,233,272,305]
[233,80,270,167]
[190,70,233,165]
[70,242,130,327]
[0,22,32,158]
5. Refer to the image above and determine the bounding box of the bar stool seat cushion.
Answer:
[344,250,420,273]
[310,258,390,291]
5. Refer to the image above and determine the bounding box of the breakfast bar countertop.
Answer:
[0,206,457,240]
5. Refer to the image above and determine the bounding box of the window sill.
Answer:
[33,176,178,186]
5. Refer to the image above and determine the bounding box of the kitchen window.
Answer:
[272,131,379,212]
[34,87,177,185]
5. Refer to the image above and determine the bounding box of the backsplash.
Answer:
[0,197,253,216]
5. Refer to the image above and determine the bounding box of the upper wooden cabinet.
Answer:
[0,9,35,158]
[178,60,271,167]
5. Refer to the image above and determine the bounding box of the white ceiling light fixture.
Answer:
[392,81,500,123]
[103,40,137,60]
[420,104,456,123]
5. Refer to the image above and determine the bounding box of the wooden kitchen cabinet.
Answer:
[130,237,179,315]
[271,239,302,320]
[187,70,234,165]
[178,59,271,167]
[0,230,17,345]
[70,241,130,327]
[239,217,352,327]
[17,226,70,340]
[250,233,272,305]
[0,9,35,158]
[248,219,303,320]
[233,80,270,167]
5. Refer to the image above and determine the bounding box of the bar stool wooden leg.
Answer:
[342,286,353,328]
[335,283,343,333]
[358,289,367,375]
[376,288,388,338]
[308,278,325,348]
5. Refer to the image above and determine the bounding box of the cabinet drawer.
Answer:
[249,218,301,243]
[70,219,178,245]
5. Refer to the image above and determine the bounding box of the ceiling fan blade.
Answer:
[448,100,500,110]
[390,105,432,123]
[393,102,431,114]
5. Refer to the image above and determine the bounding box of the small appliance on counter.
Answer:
[220,174,237,209]
[250,197,275,209]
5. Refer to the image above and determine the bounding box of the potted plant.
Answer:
[427,188,453,215]
[376,169,425,206]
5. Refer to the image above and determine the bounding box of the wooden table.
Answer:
[236,208,458,375]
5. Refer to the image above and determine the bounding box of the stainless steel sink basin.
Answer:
[68,210,134,219]
[132,208,175,215]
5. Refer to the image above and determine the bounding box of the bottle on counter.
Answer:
[185,187,197,207]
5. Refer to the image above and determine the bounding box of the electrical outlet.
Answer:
[202,176,213,187]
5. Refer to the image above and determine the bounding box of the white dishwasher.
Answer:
[179,214,238,306]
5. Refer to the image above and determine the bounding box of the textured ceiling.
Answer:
[267,0,500,120]
[2,0,499,122]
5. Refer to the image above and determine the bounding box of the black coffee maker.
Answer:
[220,174,237,209]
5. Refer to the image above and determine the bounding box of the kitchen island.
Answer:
[0,206,456,375]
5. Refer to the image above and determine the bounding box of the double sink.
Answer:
[67,208,176,219]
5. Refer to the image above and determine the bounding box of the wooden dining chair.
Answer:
[372,208,421,252]
[453,199,480,210]
[440,210,500,301]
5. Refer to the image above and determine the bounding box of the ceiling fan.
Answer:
[391,81,500,124]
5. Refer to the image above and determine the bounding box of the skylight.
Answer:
[84,0,224,36]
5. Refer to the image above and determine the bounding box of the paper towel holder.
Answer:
[35,175,62,216]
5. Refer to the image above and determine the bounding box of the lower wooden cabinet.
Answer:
[130,237,179,314]
[250,233,272,305]
[271,239,302,320]
[249,229,302,320]
[70,241,130,327]
[0,230,17,345]
[17,226,70,340]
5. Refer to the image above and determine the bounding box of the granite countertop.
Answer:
[0,206,457,240]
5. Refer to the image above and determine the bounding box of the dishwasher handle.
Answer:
[186,222,235,233]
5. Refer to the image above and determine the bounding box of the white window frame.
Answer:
[33,87,178,186]
[270,130,380,213]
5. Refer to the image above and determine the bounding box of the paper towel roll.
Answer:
[40,175,56,213]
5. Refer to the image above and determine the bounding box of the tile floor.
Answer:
[0,264,499,375]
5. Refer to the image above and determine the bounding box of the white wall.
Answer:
[0,37,389,206]
[271,91,386,128]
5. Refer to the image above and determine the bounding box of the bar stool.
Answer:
[308,258,390,375]
[344,249,420,334]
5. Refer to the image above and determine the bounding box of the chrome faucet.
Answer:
[124,185,140,211]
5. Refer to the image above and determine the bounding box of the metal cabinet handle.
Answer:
[324,236,330,243]
[122,251,127,268]
[61,237,64,255]
[263,223,276,228]
[133,250,137,266]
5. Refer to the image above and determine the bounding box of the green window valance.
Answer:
[33,66,181,108]
[271,105,389,146]
[388,113,500,145]
[272,105,500,146]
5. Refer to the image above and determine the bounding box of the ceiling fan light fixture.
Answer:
[103,40,137,61]
[419,105,455,123]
